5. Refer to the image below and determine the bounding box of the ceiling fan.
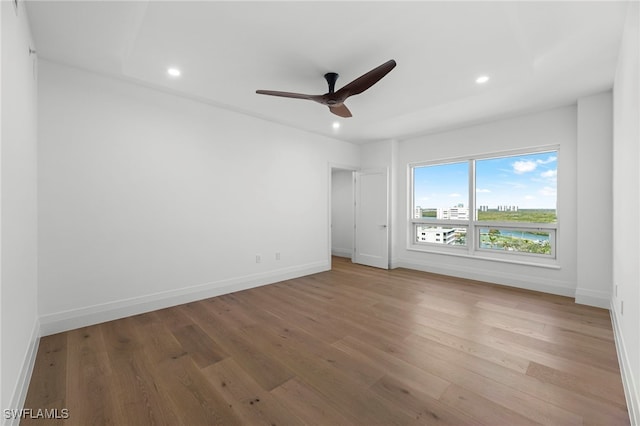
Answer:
[256,59,397,118]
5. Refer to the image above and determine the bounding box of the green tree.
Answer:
[488,229,500,247]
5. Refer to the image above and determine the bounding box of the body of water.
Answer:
[479,228,549,242]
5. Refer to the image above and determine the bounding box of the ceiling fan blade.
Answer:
[329,104,352,118]
[256,90,314,100]
[256,60,396,118]
[334,59,396,99]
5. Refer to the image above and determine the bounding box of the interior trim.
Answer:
[5,319,41,426]
[610,302,639,426]
[39,261,329,336]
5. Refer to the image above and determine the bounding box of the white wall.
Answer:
[1,0,40,419]
[331,169,354,258]
[576,91,613,307]
[37,60,360,334]
[394,107,580,298]
[611,1,639,423]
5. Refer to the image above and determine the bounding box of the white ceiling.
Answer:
[25,1,629,144]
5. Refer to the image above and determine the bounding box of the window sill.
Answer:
[406,245,561,270]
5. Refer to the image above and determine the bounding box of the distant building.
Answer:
[437,206,469,220]
[414,206,422,219]
[417,227,457,244]
[479,205,489,212]
[497,205,519,212]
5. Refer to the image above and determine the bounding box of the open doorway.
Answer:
[330,168,356,265]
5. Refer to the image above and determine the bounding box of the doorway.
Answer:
[330,168,356,262]
[329,166,390,270]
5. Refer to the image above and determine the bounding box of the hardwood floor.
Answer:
[24,257,629,425]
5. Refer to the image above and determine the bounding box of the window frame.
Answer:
[408,146,559,267]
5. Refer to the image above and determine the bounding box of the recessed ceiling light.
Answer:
[332,121,341,130]
[167,67,181,77]
[476,75,490,84]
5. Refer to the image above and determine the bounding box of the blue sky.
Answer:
[414,151,557,210]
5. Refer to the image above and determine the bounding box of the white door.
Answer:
[354,169,389,269]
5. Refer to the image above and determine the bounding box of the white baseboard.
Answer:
[4,319,40,426]
[394,258,576,298]
[574,288,611,309]
[610,302,639,426]
[39,261,329,336]
[331,248,353,258]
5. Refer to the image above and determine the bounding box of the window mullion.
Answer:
[468,159,476,254]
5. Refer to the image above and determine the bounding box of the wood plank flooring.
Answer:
[23,257,629,425]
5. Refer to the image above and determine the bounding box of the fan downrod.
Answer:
[324,72,339,94]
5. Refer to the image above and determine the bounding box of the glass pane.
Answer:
[476,152,557,222]
[416,225,467,246]
[413,162,468,220]
[479,228,552,255]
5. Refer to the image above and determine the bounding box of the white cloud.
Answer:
[506,181,527,189]
[476,188,491,193]
[448,193,461,197]
[541,169,557,179]
[524,195,535,200]
[512,160,537,174]
[537,156,557,165]
[539,186,557,196]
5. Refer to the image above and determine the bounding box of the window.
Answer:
[413,161,469,247]
[410,148,558,264]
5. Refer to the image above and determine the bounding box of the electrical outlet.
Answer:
[275,252,281,261]
[256,254,261,263]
